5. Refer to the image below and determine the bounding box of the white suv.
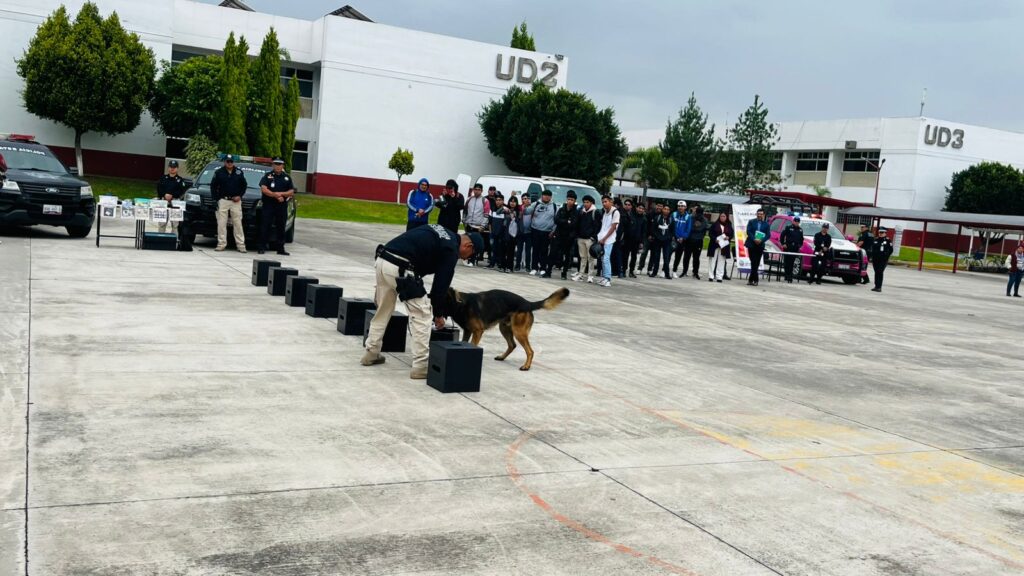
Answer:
[472,175,600,205]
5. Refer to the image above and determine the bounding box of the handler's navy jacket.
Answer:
[383,224,460,314]
[210,166,247,201]
[156,174,188,199]
[259,170,294,207]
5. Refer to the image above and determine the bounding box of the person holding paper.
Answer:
[744,208,771,286]
[707,212,734,282]
[156,160,188,234]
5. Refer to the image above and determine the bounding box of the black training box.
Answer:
[251,259,281,286]
[305,284,343,318]
[430,327,461,342]
[337,298,375,335]
[142,232,177,251]
[427,341,483,393]
[266,267,298,296]
[285,276,319,307]
[363,309,408,352]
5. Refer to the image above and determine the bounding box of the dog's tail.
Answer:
[526,288,570,312]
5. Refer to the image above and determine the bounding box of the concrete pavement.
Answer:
[1,218,1022,575]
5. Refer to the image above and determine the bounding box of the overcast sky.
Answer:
[204,0,1023,147]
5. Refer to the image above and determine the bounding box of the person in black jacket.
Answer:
[682,205,708,280]
[550,190,580,279]
[210,155,248,252]
[856,224,875,285]
[573,195,600,282]
[639,200,662,273]
[435,179,465,234]
[648,204,674,279]
[362,224,482,379]
[611,198,631,278]
[487,193,511,271]
[780,217,805,283]
[811,223,833,284]
[257,157,295,256]
[625,203,647,278]
[156,160,188,234]
[707,212,734,282]
[870,227,894,292]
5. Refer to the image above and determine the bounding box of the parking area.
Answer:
[1,218,1022,575]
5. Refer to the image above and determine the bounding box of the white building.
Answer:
[772,117,1024,247]
[0,0,569,199]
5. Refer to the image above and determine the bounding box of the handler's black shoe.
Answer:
[871,287,881,292]
[277,249,290,256]
[257,249,265,255]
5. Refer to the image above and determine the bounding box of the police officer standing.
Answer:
[780,216,804,283]
[811,222,833,284]
[361,225,483,379]
[156,160,188,234]
[870,227,894,292]
[856,224,875,285]
[258,157,294,255]
[210,154,248,252]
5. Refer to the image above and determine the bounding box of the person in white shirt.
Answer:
[596,195,620,287]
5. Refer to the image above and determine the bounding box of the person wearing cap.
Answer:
[780,216,805,283]
[811,222,833,284]
[156,160,188,234]
[550,190,580,279]
[434,179,465,234]
[744,208,771,286]
[856,224,875,285]
[257,157,294,255]
[406,178,434,231]
[362,224,482,379]
[870,227,894,292]
[211,154,248,252]
[670,200,692,276]
[462,183,489,266]
[527,189,558,278]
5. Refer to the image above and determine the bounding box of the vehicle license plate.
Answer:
[835,263,850,270]
[43,204,62,215]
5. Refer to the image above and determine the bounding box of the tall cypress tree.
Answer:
[661,92,720,192]
[217,32,249,155]
[280,75,301,171]
[247,29,283,157]
[721,95,779,194]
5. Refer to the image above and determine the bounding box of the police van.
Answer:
[0,134,95,237]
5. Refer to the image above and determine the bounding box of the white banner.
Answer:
[733,204,763,273]
[891,225,904,255]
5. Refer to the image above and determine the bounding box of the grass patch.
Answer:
[87,175,154,201]
[892,247,955,264]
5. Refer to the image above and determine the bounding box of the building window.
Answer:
[795,151,829,171]
[771,152,783,171]
[292,141,309,172]
[843,150,881,172]
[171,50,203,66]
[281,67,314,99]
[165,137,188,159]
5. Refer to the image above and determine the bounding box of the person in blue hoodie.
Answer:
[670,200,692,275]
[406,178,434,231]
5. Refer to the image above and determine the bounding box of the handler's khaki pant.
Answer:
[216,198,245,249]
[365,259,432,370]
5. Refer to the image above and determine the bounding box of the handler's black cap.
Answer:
[878,227,888,233]
[224,154,235,162]
[566,190,577,199]
[168,160,179,168]
[822,222,830,228]
[272,157,284,164]
[466,232,484,257]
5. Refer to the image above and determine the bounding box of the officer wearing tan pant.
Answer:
[210,154,248,252]
[362,225,482,379]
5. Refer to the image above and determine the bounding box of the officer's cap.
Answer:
[878,227,888,233]
[224,154,235,162]
[272,157,284,164]
[822,222,830,228]
[566,190,577,199]
[168,160,179,168]
[792,216,801,222]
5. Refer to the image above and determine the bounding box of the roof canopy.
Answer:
[746,189,871,209]
[842,206,1024,231]
[611,186,750,205]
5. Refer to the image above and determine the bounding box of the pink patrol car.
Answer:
[768,214,869,284]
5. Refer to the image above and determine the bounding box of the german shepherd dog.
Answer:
[445,287,570,371]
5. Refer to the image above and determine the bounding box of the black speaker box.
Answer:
[427,341,482,393]
[251,259,281,286]
[305,284,343,318]
[285,276,319,307]
[267,267,298,296]
[430,327,461,342]
[363,309,407,352]
[142,232,177,251]
[337,298,375,335]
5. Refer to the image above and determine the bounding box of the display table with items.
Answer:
[95,195,186,250]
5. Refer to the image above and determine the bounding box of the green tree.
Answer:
[621,147,679,201]
[184,134,217,176]
[247,29,284,157]
[217,32,249,155]
[720,95,779,194]
[388,148,415,204]
[479,84,627,188]
[16,3,155,175]
[661,92,720,191]
[280,75,301,171]
[510,21,536,51]
[811,185,832,198]
[945,162,1024,216]
[148,55,223,139]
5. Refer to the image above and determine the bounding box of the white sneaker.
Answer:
[571,272,582,282]
[586,275,594,284]
[529,270,538,276]
[672,272,680,278]
[464,261,474,267]
[597,277,611,287]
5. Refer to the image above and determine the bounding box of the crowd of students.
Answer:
[422,179,737,288]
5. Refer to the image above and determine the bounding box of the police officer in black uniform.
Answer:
[870,227,894,292]
[258,157,294,255]
[811,222,833,285]
[856,224,875,285]
[362,225,483,379]
[156,160,189,234]
[780,216,804,283]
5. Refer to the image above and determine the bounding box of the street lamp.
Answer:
[870,157,886,207]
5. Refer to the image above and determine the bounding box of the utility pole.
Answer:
[919,88,927,117]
